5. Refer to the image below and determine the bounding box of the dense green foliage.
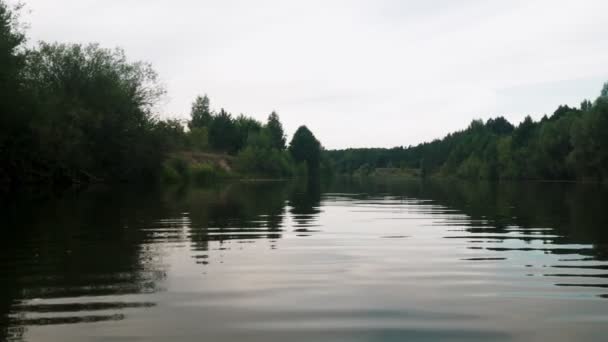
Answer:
[235,147,294,178]
[0,2,173,185]
[328,89,608,182]
[1,35,169,184]
[0,2,323,187]
[181,91,332,181]
[289,126,322,177]
[24,43,167,179]
[10,1,606,186]
[160,156,228,185]
[0,1,27,184]
[188,95,212,130]
[267,111,286,150]
[183,94,299,179]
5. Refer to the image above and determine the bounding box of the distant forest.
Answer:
[327,86,608,182]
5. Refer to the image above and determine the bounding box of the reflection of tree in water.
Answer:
[329,178,608,297]
[0,187,170,341]
[331,178,608,258]
[288,179,322,232]
[158,182,291,261]
[6,178,607,339]
[0,181,305,341]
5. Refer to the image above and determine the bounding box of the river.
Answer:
[2,179,608,341]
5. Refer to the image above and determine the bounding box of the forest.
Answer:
[2,1,608,188]
[327,87,608,183]
[0,1,323,189]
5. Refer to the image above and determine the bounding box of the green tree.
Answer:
[235,114,262,151]
[21,42,165,181]
[189,94,212,129]
[235,147,293,178]
[289,126,321,175]
[0,1,24,99]
[208,109,239,153]
[156,119,187,152]
[581,99,592,112]
[485,117,514,135]
[189,127,209,151]
[0,1,27,184]
[266,111,286,150]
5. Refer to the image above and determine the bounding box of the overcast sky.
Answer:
[14,0,608,149]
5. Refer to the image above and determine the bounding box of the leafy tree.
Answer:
[235,147,293,178]
[188,127,209,151]
[156,119,188,152]
[20,42,165,182]
[0,1,326,186]
[234,114,262,151]
[245,129,270,148]
[289,126,321,175]
[189,94,212,129]
[0,1,23,96]
[551,105,577,121]
[581,99,592,112]
[485,117,514,135]
[0,1,27,184]
[208,109,239,153]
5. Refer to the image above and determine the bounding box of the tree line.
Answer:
[163,93,325,181]
[0,1,323,188]
[4,1,607,187]
[327,84,608,183]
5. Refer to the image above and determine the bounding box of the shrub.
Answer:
[235,147,294,178]
[191,163,217,185]
[160,161,181,184]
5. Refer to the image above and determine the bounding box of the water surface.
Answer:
[2,179,608,341]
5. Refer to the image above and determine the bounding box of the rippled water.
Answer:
[2,179,608,341]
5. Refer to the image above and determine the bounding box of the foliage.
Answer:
[189,94,212,130]
[188,127,209,151]
[327,87,608,183]
[0,1,24,100]
[234,114,263,152]
[161,158,185,184]
[156,119,188,152]
[191,162,222,185]
[235,147,293,178]
[0,0,27,185]
[20,42,166,182]
[289,126,321,176]
[0,10,175,186]
[207,109,237,153]
[183,98,301,179]
[161,156,226,184]
[186,101,288,157]
[0,1,322,187]
[266,111,286,150]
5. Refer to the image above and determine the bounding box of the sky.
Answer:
[13,0,608,149]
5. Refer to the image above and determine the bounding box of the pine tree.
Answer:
[266,111,286,150]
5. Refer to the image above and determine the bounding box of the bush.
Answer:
[235,147,294,178]
[160,157,190,183]
[160,161,181,184]
[191,163,217,185]
[189,127,209,151]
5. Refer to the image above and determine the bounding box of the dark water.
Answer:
[2,179,608,341]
